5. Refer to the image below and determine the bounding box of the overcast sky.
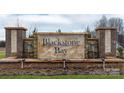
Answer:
[0,14,124,40]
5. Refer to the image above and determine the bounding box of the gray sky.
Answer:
[0,14,124,40]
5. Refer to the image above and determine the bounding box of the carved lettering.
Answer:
[43,38,80,46]
[54,47,67,55]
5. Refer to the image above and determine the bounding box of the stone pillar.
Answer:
[96,27,117,58]
[5,27,27,58]
[33,33,37,58]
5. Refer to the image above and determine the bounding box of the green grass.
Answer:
[0,51,5,59]
[0,75,124,79]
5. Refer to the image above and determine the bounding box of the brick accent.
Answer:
[33,34,37,58]
[6,29,11,57]
[111,29,117,57]
[17,30,26,58]
[96,30,105,58]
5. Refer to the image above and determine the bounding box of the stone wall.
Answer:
[35,32,89,60]
[0,61,122,75]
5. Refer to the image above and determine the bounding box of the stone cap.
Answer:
[95,27,117,31]
[33,32,90,35]
[87,38,98,41]
[5,27,27,31]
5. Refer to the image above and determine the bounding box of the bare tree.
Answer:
[96,15,108,28]
[86,26,90,33]
[108,17,124,34]
[108,17,124,47]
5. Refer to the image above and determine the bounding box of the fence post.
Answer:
[21,58,25,69]
[102,58,105,71]
[63,59,66,69]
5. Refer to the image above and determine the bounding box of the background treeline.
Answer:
[0,41,5,47]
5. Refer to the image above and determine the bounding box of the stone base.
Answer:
[0,58,123,75]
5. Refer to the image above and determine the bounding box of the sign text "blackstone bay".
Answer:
[43,38,80,55]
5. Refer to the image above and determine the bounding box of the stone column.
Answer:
[5,27,27,58]
[96,27,117,58]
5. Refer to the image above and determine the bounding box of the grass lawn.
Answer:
[0,51,5,59]
[0,75,124,79]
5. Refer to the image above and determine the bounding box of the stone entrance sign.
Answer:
[5,27,117,59]
[36,33,86,60]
